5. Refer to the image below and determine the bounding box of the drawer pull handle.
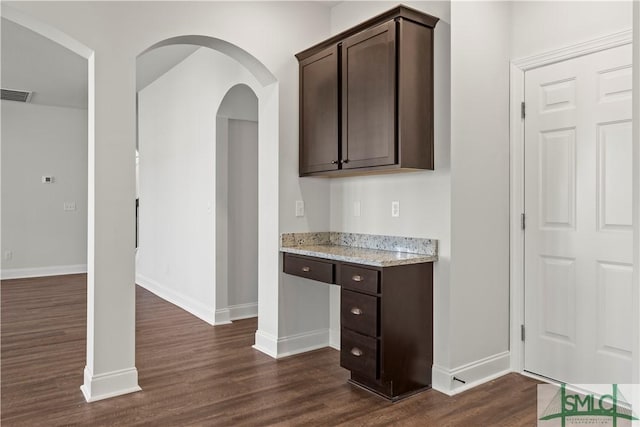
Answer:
[350,347,363,357]
[352,275,363,282]
[302,266,311,272]
[350,307,363,315]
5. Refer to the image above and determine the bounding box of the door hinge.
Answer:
[521,324,526,341]
[521,213,526,230]
[521,102,526,119]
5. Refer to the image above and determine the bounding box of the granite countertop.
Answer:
[280,232,438,267]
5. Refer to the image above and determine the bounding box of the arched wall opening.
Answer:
[215,84,259,324]
[135,37,280,356]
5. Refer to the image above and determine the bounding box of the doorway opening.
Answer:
[215,84,259,323]
[134,36,280,356]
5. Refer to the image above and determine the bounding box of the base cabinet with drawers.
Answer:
[283,253,433,401]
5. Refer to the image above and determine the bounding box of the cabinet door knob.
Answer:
[350,347,363,357]
[341,159,350,164]
[302,266,311,272]
[350,307,362,315]
[352,275,363,282]
[331,160,339,164]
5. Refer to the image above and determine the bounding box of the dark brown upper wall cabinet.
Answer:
[299,46,339,175]
[296,6,439,177]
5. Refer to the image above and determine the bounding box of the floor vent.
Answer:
[1,89,33,103]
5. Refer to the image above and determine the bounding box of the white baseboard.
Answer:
[520,370,557,385]
[214,308,232,325]
[136,274,216,325]
[329,328,340,350]
[253,329,278,358]
[229,302,258,320]
[275,328,330,358]
[80,365,141,402]
[432,351,511,396]
[253,328,330,359]
[1,264,87,280]
[214,302,257,325]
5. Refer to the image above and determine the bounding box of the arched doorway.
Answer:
[135,37,280,358]
[215,84,259,324]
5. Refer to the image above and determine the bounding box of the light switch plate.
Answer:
[63,202,77,211]
[353,201,361,217]
[391,201,400,217]
[295,200,305,217]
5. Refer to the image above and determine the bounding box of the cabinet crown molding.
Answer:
[295,4,439,61]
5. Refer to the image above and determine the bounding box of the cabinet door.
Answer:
[341,20,396,170]
[299,45,339,175]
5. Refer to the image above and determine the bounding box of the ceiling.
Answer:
[1,18,201,109]
[1,17,88,109]
[2,1,343,109]
[136,45,200,91]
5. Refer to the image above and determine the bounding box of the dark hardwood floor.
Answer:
[1,274,540,426]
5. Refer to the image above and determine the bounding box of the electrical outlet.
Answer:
[295,200,305,217]
[391,201,400,217]
[4,250,13,261]
[41,176,54,184]
[353,201,361,217]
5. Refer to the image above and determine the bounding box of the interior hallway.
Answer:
[1,275,540,426]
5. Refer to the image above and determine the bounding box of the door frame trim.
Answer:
[508,29,633,374]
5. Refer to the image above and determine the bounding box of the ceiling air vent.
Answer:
[1,88,33,103]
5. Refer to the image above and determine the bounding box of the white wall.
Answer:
[227,119,259,309]
[215,84,259,320]
[447,1,511,389]
[328,0,453,377]
[511,1,632,59]
[1,101,87,278]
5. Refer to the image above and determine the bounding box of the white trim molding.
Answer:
[80,366,141,402]
[228,302,258,321]
[509,62,526,374]
[329,328,340,350]
[135,274,216,325]
[512,29,632,71]
[214,309,232,325]
[273,329,329,358]
[1,264,88,280]
[432,351,511,396]
[632,1,640,386]
[214,303,257,325]
[253,329,279,358]
[253,328,330,359]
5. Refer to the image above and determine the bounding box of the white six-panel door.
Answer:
[524,44,633,384]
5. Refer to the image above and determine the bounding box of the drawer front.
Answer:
[283,254,335,284]
[341,289,378,337]
[340,329,378,379]
[341,264,380,294]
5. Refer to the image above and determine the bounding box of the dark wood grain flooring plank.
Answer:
[1,274,541,426]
